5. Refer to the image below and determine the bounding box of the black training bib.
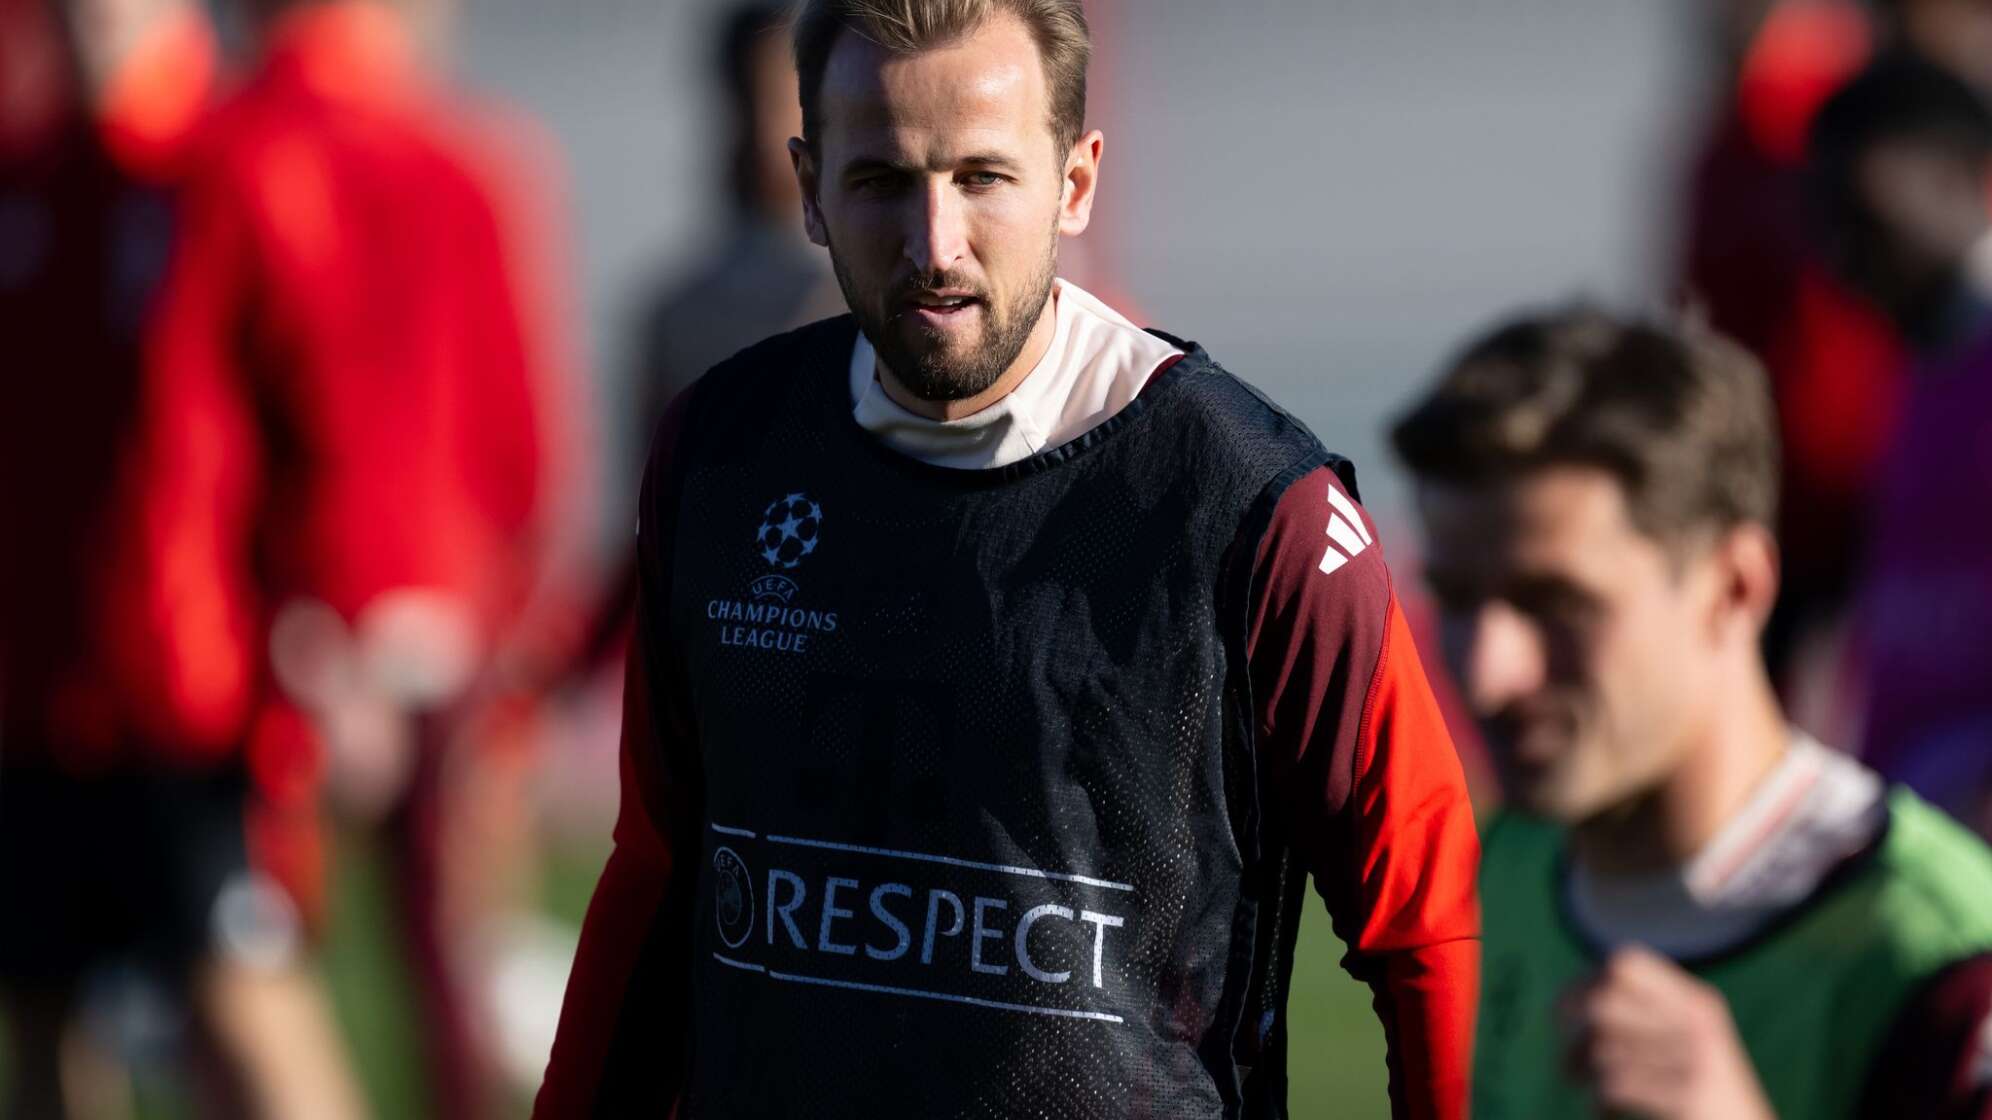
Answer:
[658,316,1335,1118]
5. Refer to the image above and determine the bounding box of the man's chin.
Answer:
[878,343,1002,404]
[893,318,984,359]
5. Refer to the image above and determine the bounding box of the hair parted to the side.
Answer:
[1391,308,1780,548]
[792,0,1090,156]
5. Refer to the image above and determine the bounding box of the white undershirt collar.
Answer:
[1567,733,1886,960]
[849,279,1182,470]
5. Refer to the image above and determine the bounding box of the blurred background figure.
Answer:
[631,2,840,437]
[575,2,841,670]
[1676,0,1899,724]
[0,2,366,1117]
[113,0,590,1114]
[1809,53,1992,839]
[1396,308,1992,1120]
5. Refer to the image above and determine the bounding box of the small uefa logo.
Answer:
[713,847,754,949]
[749,574,800,604]
[757,492,824,570]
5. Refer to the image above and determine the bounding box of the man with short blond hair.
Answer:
[536,3,1479,1115]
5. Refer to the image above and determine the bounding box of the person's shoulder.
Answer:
[1817,794,1992,1110]
[1863,788,1992,945]
[1137,329,1335,492]
[1790,786,1992,1009]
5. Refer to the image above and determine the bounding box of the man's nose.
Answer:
[903,178,968,276]
[1455,602,1548,715]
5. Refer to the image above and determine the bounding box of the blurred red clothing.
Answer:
[0,0,73,162]
[0,5,217,773]
[117,0,580,759]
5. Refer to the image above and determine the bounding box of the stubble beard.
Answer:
[829,225,1059,404]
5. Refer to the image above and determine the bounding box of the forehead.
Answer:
[817,13,1051,158]
[1417,466,1649,574]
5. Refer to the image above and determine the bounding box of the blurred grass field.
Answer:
[2,830,1391,1118]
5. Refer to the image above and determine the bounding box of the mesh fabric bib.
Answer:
[659,317,1339,1118]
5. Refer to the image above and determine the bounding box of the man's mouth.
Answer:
[904,290,984,323]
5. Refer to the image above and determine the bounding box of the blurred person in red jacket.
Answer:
[0,3,369,1117]
[118,0,589,1114]
[1678,0,1906,714]
[1810,53,1992,840]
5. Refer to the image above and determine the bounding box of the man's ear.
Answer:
[1708,522,1780,643]
[1059,129,1104,237]
[789,137,829,248]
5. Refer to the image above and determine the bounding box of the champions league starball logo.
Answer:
[758,492,823,571]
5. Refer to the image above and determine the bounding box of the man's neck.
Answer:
[1572,662,1792,876]
[878,288,1059,422]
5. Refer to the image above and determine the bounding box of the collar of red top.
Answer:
[261,0,421,104]
[96,5,218,178]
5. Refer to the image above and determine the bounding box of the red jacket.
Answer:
[117,2,578,757]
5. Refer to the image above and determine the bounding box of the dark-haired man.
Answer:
[1395,309,1992,1119]
[536,1,1479,1116]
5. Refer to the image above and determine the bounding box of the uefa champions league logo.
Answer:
[758,492,824,571]
[707,491,838,650]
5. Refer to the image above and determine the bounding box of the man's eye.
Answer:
[961,171,1005,188]
[851,174,902,197]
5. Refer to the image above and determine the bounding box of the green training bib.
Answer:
[1475,788,1992,1120]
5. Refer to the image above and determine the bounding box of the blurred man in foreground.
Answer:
[1810,54,1992,837]
[121,0,585,1113]
[536,1,1479,1116]
[1,2,367,1117]
[1395,309,1992,1119]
